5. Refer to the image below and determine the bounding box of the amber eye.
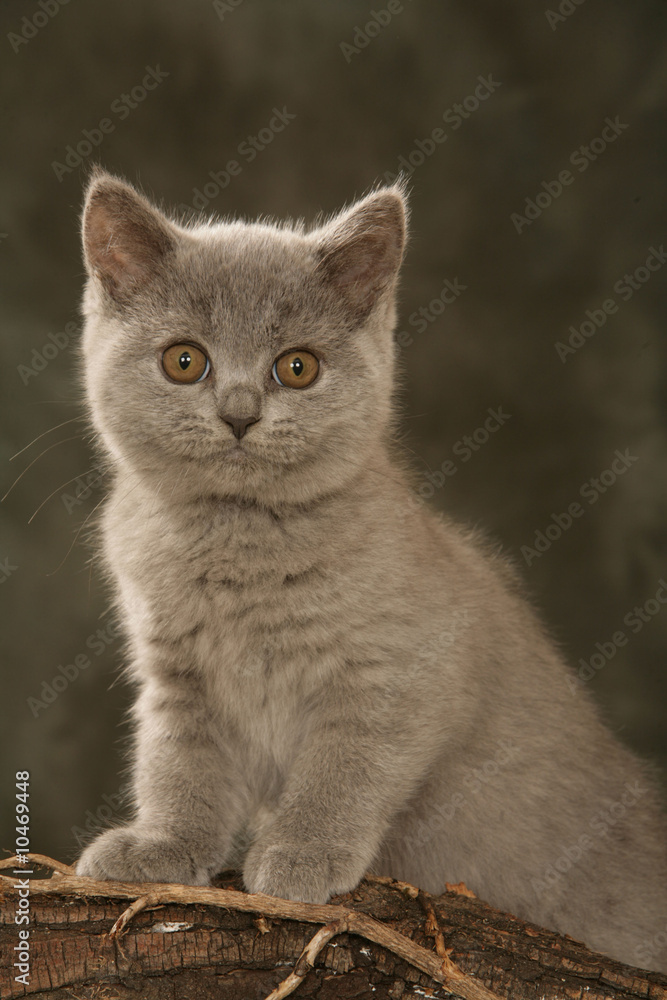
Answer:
[272,350,319,389]
[162,343,210,384]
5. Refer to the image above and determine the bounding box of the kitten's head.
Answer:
[80,169,407,506]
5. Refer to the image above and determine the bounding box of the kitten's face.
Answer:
[81,173,407,505]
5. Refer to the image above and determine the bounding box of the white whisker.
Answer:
[2,434,86,502]
[46,489,111,578]
[10,415,87,461]
[28,470,103,524]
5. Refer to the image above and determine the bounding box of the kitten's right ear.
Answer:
[315,185,408,323]
[82,171,177,301]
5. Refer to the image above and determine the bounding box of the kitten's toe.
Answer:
[76,825,213,885]
[243,840,364,903]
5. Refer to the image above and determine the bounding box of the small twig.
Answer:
[445,881,476,899]
[0,852,76,876]
[366,873,420,897]
[108,891,162,939]
[263,917,349,1000]
[422,895,463,982]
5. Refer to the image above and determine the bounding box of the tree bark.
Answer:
[1,856,665,1000]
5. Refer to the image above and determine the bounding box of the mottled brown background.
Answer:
[1,0,666,864]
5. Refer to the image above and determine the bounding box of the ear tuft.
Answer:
[82,172,176,300]
[316,188,407,321]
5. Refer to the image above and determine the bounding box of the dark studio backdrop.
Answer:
[1,0,666,865]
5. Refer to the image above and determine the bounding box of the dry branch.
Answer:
[1,854,666,1000]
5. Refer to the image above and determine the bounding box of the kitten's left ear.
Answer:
[82,170,177,301]
[315,186,408,321]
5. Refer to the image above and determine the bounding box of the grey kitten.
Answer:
[76,169,667,972]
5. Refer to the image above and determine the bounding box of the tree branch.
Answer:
[1,854,665,1000]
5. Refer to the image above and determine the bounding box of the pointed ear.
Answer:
[315,187,407,321]
[81,171,177,300]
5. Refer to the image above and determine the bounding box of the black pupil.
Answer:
[179,352,192,370]
[290,357,304,377]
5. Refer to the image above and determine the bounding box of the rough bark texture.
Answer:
[1,865,666,1000]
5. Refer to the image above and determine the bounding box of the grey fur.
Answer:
[76,171,667,972]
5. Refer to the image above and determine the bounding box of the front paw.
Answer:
[76,825,213,885]
[243,839,365,903]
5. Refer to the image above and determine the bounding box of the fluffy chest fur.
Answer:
[104,473,428,749]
